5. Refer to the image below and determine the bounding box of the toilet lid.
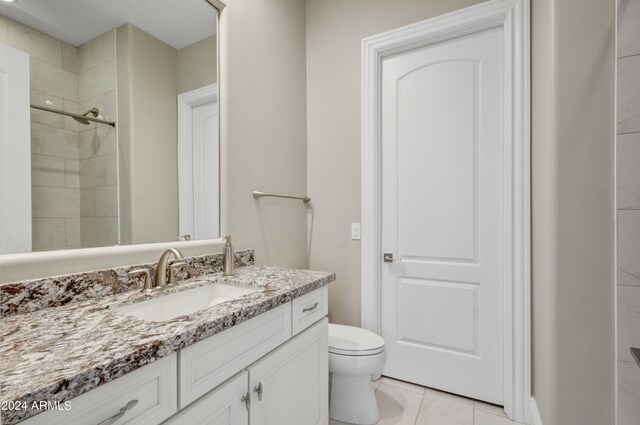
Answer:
[328,324,385,355]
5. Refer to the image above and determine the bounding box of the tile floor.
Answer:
[330,377,524,425]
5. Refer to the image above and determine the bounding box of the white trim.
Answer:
[530,397,543,425]
[177,84,219,241]
[360,0,530,422]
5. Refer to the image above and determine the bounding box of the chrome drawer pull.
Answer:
[302,302,319,313]
[97,399,138,425]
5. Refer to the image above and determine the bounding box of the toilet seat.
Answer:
[329,324,385,356]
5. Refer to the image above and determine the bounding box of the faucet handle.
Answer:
[128,268,153,293]
[167,261,187,286]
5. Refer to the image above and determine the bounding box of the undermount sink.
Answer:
[116,283,258,322]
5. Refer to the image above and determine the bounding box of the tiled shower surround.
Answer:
[617,0,640,423]
[77,31,118,248]
[0,17,118,250]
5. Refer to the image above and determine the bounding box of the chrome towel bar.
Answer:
[252,190,311,204]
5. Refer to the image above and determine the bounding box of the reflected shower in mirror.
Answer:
[0,0,219,254]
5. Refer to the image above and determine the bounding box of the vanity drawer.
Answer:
[22,353,177,425]
[291,286,328,336]
[178,303,291,408]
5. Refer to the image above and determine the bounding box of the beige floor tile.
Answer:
[474,400,507,417]
[331,379,522,425]
[376,382,423,425]
[415,387,473,425]
[380,376,426,395]
[474,409,524,425]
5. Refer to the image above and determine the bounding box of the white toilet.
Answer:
[328,324,386,425]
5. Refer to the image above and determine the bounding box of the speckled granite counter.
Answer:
[0,266,335,424]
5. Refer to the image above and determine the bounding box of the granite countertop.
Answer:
[0,265,335,425]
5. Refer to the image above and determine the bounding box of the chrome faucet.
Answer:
[155,248,185,289]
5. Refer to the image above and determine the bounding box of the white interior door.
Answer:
[191,100,219,240]
[0,43,31,254]
[380,27,505,404]
[178,84,219,241]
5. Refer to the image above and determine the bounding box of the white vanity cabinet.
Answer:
[163,319,328,425]
[17,287,329,425]
[178,303,292,407]
[248,319,328,425]
[20,353,178,425]
[162,372,248,425]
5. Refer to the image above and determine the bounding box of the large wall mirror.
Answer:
[0,0,220,255]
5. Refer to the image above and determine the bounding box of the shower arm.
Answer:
[30,104,116,127]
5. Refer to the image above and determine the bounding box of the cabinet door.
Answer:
[163,372,248,425]
[248,318,328,425]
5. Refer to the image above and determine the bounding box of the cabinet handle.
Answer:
[241,391,251,411]
[253,382,263,401]
[302,302,319,313]
[96,399,138,425]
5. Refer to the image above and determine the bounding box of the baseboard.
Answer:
[529,397,543,425]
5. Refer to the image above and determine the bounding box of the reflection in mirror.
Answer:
[0,0,219,254]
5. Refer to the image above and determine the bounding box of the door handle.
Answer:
[383,253,401,263]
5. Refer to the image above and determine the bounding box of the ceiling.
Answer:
[0,0,217,49]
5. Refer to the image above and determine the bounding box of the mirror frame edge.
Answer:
[0,0,227,284]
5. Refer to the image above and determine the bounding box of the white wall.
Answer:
[616,0,640,423]
[532,0,616,424]
[178,35,217,94]
[219,0,308,268]
[116,24,179,245]
[305,0,483,326]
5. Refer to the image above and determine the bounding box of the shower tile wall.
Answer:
[617,0,640,423]
[0,17,118,251]
[77,31,118,248]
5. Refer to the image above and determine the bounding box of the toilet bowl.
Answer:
[328,324,386,425]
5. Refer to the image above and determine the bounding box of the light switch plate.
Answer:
[351,223,361,240]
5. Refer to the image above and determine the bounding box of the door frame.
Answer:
[177,83,219,241]
[360,0,530,422]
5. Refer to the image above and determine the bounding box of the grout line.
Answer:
[414,388,426,425]
[617,52,640,60]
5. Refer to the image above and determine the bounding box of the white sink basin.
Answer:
[116,283,258,322]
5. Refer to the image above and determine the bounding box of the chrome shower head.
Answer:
[73,107,100,125]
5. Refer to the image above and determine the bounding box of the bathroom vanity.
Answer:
[0,256,334,425]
